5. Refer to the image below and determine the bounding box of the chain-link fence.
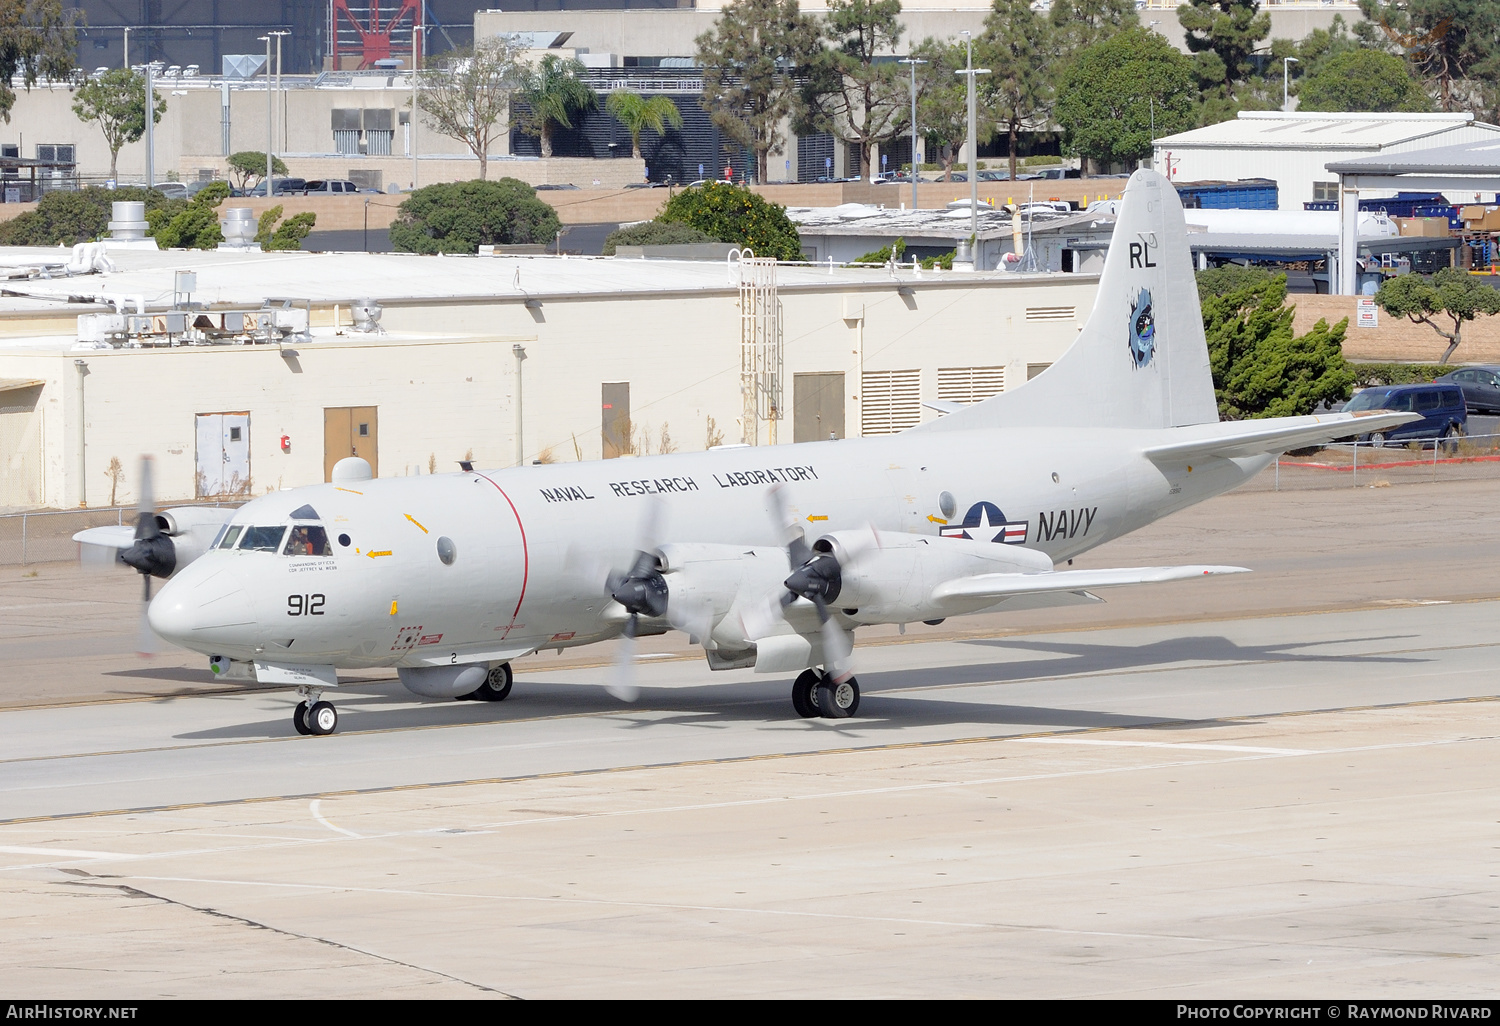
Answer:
[0,503,240,566]
[1240,432,1500,493]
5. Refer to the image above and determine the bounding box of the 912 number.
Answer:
[287,593,325,616]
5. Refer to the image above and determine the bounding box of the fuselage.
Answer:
[147,427,1271,669]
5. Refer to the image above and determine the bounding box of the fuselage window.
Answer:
[218,525,244,549]
[284,525,332,556]
[239,525,288,552]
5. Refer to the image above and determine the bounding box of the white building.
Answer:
[0,242,1099,511]
[1153,112,1500,212]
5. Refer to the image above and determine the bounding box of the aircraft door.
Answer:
[195,412,250,498]
[324,406,378,481]
[793,372,845,442]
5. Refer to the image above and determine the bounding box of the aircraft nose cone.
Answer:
[148,567,255,653]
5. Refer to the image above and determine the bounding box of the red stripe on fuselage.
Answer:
[477,473,529,625]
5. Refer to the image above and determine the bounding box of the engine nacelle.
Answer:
[817,530,1052,625]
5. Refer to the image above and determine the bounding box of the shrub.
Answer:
[656,181,803,261]
[602,220,718,255]
[390,178,562,254]
[0,186,170,247]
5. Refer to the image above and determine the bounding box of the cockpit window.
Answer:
[289,504,321,520]
[239,526,287,552]
[218,525,244,549]
[284,525,332,556]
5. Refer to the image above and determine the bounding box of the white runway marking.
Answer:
[0,844,130,860]
[309,799,362,838]
[1011,737,1312,755]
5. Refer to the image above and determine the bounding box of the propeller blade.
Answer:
[606,614,641,702]
[135,456,159,541]
[136,577,158,657]
[819,609,853,682]
[767,484,812,567]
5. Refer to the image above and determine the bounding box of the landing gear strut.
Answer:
[791,669,860,719]
[293,686,338,736]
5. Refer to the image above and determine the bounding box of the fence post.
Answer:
[1352,441,1358,488]
[1275,455,1280,492]
[20,513,26,565]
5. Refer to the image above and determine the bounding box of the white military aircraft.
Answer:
[81,169,1415,735]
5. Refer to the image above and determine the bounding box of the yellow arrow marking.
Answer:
[927,515,948,525]
[335,487,363,495]
[806,515,828,522]
[368,550,392,558]
[389,600,398,616]
[404,514,429,534]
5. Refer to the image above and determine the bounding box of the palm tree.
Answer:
[605,91,685,159]
[516,55,598,158]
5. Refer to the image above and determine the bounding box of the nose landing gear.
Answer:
[792,668,861,719]
[293,687,339,736]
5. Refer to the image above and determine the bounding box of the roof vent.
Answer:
[108,202,147,241]
[351,298,383,332]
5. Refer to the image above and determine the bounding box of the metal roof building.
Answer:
[1153,113,1500,213]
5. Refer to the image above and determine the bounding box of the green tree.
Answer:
[1200,271,1355,419]
[978,0,1057,183]
[70,69,168,182]
[605,91,685,160]
[390,178,562,254]
[799,0,906,178]
[514,54,598,159]
[1054,28,1196,171]
[657,181,802,261]
[1298,49,1433,112]
[225,151,288,194]
[1375,267,1500,364]
[0,0,78,122]
[696,0,821,184]
[1357,0,1497,112]
[909,38,972,181]
[1048,0,1138,54]
[1177,0,1270,92]
[254,207,317,251]
[0,185,168,246]
[414,35,525,181]
[150,181,231,250]
[602,220,718,255]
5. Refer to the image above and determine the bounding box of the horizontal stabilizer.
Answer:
[921,399,965,415]
[1142,411,1422,463]
[931,564,1249,605]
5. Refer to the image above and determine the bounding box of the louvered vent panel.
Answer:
[937,366,1006,405]
[861,370,921,435]
[1026,306,1075,321]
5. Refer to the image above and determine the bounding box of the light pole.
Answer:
[411,7,424,190]
[898,55,926,212]
[1283,56,1299,111]
[270,30,290,160]
[259,36,272,195]
[512,343,527,466]
[953,31,990,248]
[123,26,131,69]
[143,62,155,188]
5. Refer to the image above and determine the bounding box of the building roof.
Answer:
[1156,112,1494,152]
[0,241,1070,322]
[1325,138,1500,176]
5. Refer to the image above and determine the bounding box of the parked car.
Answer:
[1435,365,1500,414]
[150,182,189,200]
[304,179,361,194]
[241,178,308,197]
[1341,383,1467,448]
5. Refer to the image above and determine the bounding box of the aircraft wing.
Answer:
[1142,411,1422,463]
[931,564,1249,604]
[921,399,965,415]
[72,525,137,549]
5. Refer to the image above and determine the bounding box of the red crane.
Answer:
[329,0,424,70]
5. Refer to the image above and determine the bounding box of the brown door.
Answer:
[324,406,378,481]
[793,372,845,442]
[601,382,630,459]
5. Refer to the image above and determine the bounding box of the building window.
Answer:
[937,366,1006,406]
[1313,181,1338,202]
[861,369,920,435]
[36,144,74,163]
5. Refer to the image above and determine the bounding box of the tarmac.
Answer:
[1,472,1498,998]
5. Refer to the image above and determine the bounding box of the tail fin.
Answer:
[924,169,1218,432]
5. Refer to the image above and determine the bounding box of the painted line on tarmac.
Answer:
[0,694,1495,830]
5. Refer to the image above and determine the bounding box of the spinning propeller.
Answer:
[767,485,856,682]
[117,457,175,655]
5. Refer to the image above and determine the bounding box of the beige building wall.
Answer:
[0,267,1097,509]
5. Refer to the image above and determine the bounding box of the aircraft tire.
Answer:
[792,669,820,718]
[463,663,513,702]
[293,701,312,736]
[815,675,860,718]
[307,701,338,736]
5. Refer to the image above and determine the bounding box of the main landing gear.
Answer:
[792,668,861,719]
[292,686,338,736]
[459,663,513,702]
